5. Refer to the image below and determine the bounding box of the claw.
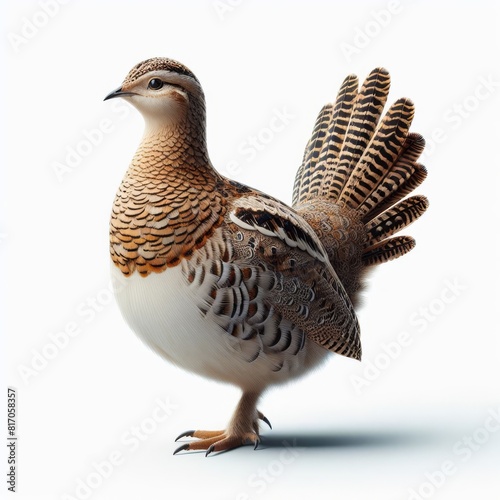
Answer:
[253,439,260,450]
[260,415,272,430]
[205,444,215,457]
[173,443,190,455]
[175,430,195,442]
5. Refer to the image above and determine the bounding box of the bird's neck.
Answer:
[135,117,213,174]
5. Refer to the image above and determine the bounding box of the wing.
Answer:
[226,195,361,360]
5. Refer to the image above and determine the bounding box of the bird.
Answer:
[104,57,428,456]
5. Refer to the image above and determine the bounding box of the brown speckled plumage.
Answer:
[106,59,428,455]
[123,57,199,86]
[110,131,227,276]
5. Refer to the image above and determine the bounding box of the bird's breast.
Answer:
[109,166,227,277]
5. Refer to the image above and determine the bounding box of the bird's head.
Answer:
[104,57,205,131]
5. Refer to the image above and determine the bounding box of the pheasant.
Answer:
[104,58,428,456]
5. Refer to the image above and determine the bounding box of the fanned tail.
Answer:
[293,68,428,268]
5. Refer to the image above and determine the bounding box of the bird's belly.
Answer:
[112,262,231,377]
[111,261,329,390]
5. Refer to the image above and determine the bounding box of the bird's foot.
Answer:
[173,410,271,456]
[173,429,259,456]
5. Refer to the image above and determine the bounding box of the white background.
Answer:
[3,1,500,499]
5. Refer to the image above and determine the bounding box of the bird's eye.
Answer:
[148,78,163,90]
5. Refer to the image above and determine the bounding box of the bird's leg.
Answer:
[174,391,271,456]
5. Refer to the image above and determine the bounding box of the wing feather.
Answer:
[228,196,361,360]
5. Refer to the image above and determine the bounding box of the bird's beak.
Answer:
[103,87,138,101]
[104,87,124,101]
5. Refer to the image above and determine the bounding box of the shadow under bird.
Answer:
[104,57,429,456]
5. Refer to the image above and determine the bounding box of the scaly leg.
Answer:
[174,392,271,456]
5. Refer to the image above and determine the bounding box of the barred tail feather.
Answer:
[362,236,416,266]
[324,68,390,203]
[365,195,429,246]
[293,104,334,205]
[338,97,415,214]
[293,73,359,206]
[362,133,427,222]
[364,163,427,223]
